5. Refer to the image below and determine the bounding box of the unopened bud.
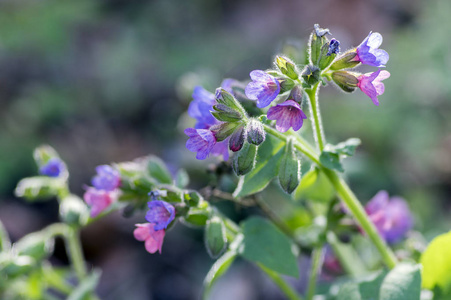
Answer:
[309,24,330,65]
[229,125,245,152]
[302,65,321,87]
[330,50,360,71]
[289,85,304,104]
[59,194,89,226]
[279,138,301,194]
[331,71,359,93]
[232,143,257,176]
[215,88,246,116]
[318,38,340,70]
[278,78,296,93]
[210,122,241,142]
[246,119,266,146]
[183,190,204,207]
[275,56,299,80]
[183,206,212,227]
[211,104,243,122]
[204,216,227,259]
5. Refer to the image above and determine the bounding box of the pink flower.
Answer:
[134,223,166,254]
[83,187,117,217]
[357,69,390,106]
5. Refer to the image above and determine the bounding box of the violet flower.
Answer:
[92,165,121,191]
[267,100,307,132]
[188,86,218,129]
[145,200,176,231]
[39,158,65,177]
[245,70,280,108]
[355,32,389,67]
[357,69,390,106]
[365,191,413,244]
[134,223,166,254]
[327,39,340,56]
[184,128,219,160]
[83,187,117,218]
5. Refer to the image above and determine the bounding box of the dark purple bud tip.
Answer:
[327,39,340,56]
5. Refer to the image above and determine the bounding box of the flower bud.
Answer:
[183,206,212,227]
[309,24,330,66]
[15,232,54,261]
[211,104,243,123]
[275,56,299,80]
[331,71,359,93]
[183,190,204,207]
[278,78,296,93]
[232,143,258,176]
[33,145,59,167]
[228,125,245,152]
[330,50,360,71]
[210,122,241,142]
[204,216,227,259]
[289,85,304,105]
[302,65,321,87]
[215,88,246,116]
[318,38,340,70]
[59,194,89,226]
[278,138,301,194]
[246,119,266,146]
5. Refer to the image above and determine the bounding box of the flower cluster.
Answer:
[39,157,66,177]
[134,191,176,254]
[83,165,121,217]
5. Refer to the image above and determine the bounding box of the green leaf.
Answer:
[15,232,55,261]
[205,216,227,259]
[336,263,421,300]
[202,250,237,300]
[15,176,66,201]
[175,169,190,188]
[183,206,212,227]
[320,151,344,172]
[233,135,284,198]
[293,168,335,203]
[67,269,101,300]
[421,230,451,292]
[240,217,299,277]
[147,156,173,184]
[332,138,361,156]
[319,138,361,173]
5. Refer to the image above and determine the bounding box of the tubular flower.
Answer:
[134,223,166,254]
[184,128,217,160]
[39,158,65,177]
[188,86,217,129]
[365,191,413,244]
[145,200,176,231]
[245,70,280,108]
[92,165,121,191]
[83,187,117,218]
[267,100,307,132]
[357,69,390,106]
[355,32,389,67]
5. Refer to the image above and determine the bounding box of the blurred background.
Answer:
[0,0,450,299]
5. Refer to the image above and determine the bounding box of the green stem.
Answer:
[305,83,325,151]
[258,263,303,300]
[263,128,398,269]
[65,227,88,280]
[322,169,398,269]
[306,246,323,300]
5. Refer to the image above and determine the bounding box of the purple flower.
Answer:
[145,200,176,231]
[39,158,65,177]
[184,128,219,160]
[365,191,413,244]
[134,223,166,254]
[355,32,389,67]
[221,78,239,94]
[267,100,307,132]
[327,39,340,56]
[211,139,230,161]
[83,187,117,218]
[357,69,390,106]
[188,86,217,129]
[92,165,121,191]
[245,70,280,108]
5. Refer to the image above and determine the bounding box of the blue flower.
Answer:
[245,70,280,108]
[355,32,389,67]
[327,39,340,56]
[145,200,176,231]
[39,158,65,177]
[184,128,217,160]
[188,86,217,129]
[92,165,121,191]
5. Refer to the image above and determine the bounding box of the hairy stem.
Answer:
[65,227,88,280]
[305,83,325,151]
[306,246,323,300]
[258,263,303,300]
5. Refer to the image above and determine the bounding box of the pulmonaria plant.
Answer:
[10,24,436,300]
